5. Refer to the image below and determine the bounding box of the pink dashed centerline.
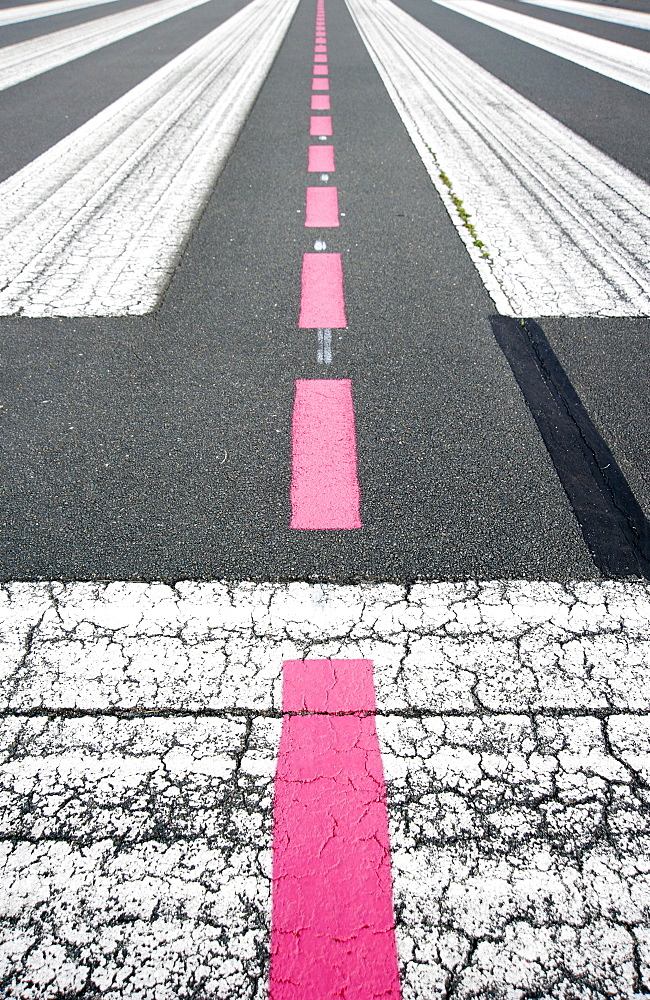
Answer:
[305,186,339,227]
[310,114,332,135]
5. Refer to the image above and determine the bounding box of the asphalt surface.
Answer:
[0,0,648,583]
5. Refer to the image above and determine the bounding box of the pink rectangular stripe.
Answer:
[305,186,339,227]
[314,53,327,62]
[314,44,327,52]
[307,145,335,171]
[289,380,360,530]
[313,64,328,75]
[310,114,332,136]
[312,77,329,90]
[299,253,346,328]
[311,94,330,109]
[269,660,401,999]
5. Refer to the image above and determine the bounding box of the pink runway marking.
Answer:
[314,53,328,62]
[313,65,328,75]
[269,659,401,998]
[310,114,332,136]
[311,94,330,110]
[289,380,361,530]
[314,44,327,52]
[305,186,339,227]
[312,77,329,90]
[308,144,335,171]
[299,253,346,328]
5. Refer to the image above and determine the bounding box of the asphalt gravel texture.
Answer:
[1,0,648,582]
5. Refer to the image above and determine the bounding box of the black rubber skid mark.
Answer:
[491,315,650,581]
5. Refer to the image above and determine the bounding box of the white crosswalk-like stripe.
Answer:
[430,0,650,95]
[1,580,650,998]
[346,0,650,317]
[516,0,650,32]
[0,0,216,92]
[0,0,132,29]
[0,0,299,317]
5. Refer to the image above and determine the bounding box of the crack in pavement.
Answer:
[1,580,650,997]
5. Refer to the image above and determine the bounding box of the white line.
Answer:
[517,0,650,32]
[317,327,332,364]
[1,580,649,711]
[346,0,650,317]
[0,0,299,317]
[430,0,650,94]
[0,0,217,92]
[0,0,125,29]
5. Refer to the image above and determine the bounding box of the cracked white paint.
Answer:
[2,581,650,996]
[516,0,650,32]
[0,0,299,316]
[346,0,650,317]
[1,580,650,712]
[0,716,278,999]
[380,713,650,998]
[2,710,650,995]
[430,0,650,95]
[0,0,217,91]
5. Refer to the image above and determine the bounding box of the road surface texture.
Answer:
[0,0,650,995]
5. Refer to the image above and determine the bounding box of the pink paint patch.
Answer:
[269,659,401,999]
[305,186,339,227]
[299,253,346,328]
[314,53,328,62]
[310,115,332,136]
[314,44,327,52]
[289,380,361,530]
[311,94,330,110]
[282,659,375,712]
[313,65,328,75]
[312,77,329,90]
[307,144,335,171]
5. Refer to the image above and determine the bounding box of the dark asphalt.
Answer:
[0,0,647,582]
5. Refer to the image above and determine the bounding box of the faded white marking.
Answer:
[317,326,332,363]
[0,0,299,316]
[0,0,217,92]
[430,0,650,95]
[517,0,650,32]
[347,0,650,316]
[0,0,124,28]
[313,239,327,250]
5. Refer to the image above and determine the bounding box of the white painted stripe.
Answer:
[429,0,650,94]
[0,0,299,317]
[346,0,650,317]
[1,580,649,997]
[0,0,125,29]
[0,0,216,92]
[1,580,649,711]
[517,0,650,32]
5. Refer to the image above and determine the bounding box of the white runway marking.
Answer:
[429,0,650,95]
[0,0,217,92]
[517,0,650,32]
[0,0,126,29]
[1,579,649,712]
[0,0,299,316]
[346,0,650,317]
[1,580,650,998]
